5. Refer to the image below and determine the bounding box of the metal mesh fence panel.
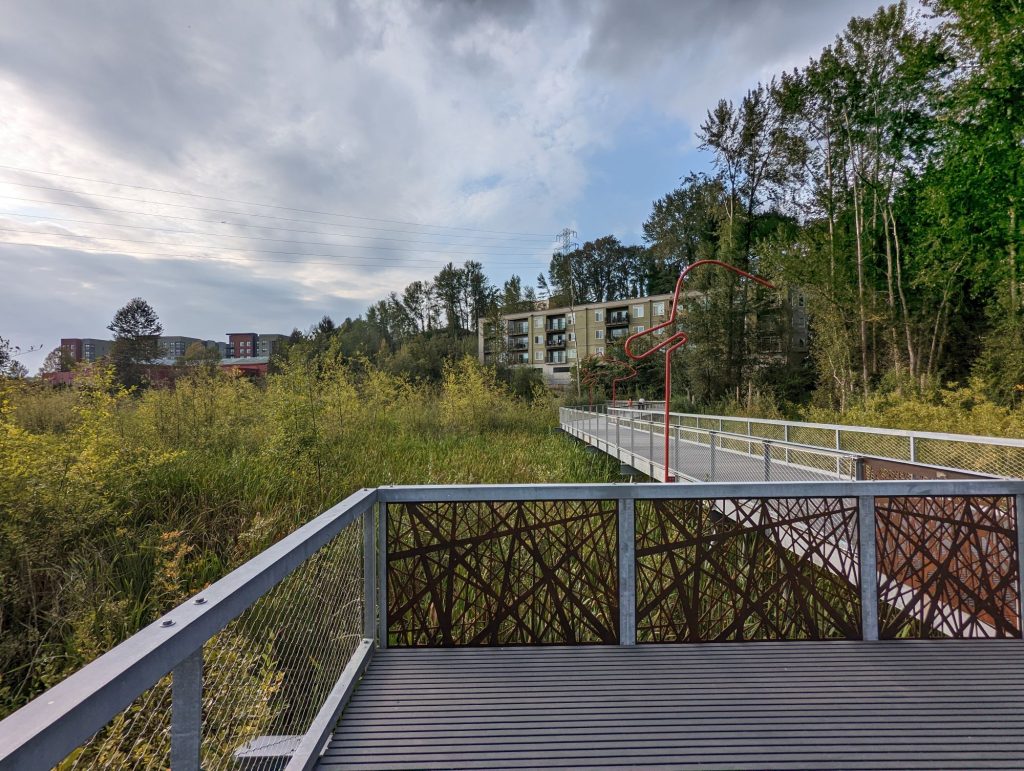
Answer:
[915,438,1024,478]
[838,429,912,462]
[63,681,171,770]
[59,515,365,771]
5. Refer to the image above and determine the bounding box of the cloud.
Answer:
[0,0,882,373]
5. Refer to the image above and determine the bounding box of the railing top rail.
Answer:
[0,487,378,771]
[377,480,1024,502]
[605,407,1024,449]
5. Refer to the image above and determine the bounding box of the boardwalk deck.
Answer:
[319,640,1024,770]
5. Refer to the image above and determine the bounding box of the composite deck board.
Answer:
[318,640,1024,769]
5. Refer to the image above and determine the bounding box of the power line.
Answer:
[0,193,560,247]
[0,210,549,253]
[0,164,556,239]
[0,226,544,265]
[0,237,532,270]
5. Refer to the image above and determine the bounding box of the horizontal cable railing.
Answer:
[5,481,1024,769]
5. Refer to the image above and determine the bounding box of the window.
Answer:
[632,305,644,318]
[595,330,604,340]
[535,350,543,361]
[568,349,577,359]
[567,332,575,342]
[634,325,645,333]
[594,310,603,322]
[654,302,665,316]
[534,316,543,329]
[595,346,604,355]
[535,335,543,345]
[568,312,575,325]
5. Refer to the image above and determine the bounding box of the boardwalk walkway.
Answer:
[320,641,1024,769]
[562,408,849,482]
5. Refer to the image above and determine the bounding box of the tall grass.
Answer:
[0,356,617,716]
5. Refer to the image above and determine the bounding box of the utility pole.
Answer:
[557,227,580,398]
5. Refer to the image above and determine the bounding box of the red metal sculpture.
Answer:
[581,354,638,407]
[623,259,775,481]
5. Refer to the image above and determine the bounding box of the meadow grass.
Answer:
[0,356,617,717]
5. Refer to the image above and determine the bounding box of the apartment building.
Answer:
[479,288,809,386]
[225,333,286,358]
[479,293,680,385]
[158,336,212,359]
[60,338,113,364]
[59,333,283,367]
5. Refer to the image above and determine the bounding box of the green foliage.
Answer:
[0,357,615,720]
[107,298,163,389]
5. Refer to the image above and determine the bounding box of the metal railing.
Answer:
[0,488,379,771]
[6,480,1024,769]
[562,406,863,483]
[380,482,1024,646]
[562,406,1004,482]
[656,409,1024,480]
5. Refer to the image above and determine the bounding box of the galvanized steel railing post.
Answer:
[673,425,679,482]
[615,414,620,456]
[377,498,388,649]
[709,431,717,482]
[617,496,636,646]
[648,414,654,477]
[763,441,772,482]
[910,435,917,463]
[857,494,879,641]
[171,648,203,771]
[1017,493,1024,639]
[363,505,376,641]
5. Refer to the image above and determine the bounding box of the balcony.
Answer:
[546,335,566,348]
[546,318,567,332]
[607,310,629,326]
[609,327,629,340]
[508,337,529,352]
[507,321,529,335]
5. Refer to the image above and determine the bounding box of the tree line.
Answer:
[6,1,1019,413]
[339,0,1024,411]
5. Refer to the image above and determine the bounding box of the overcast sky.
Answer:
[0,0,883,372]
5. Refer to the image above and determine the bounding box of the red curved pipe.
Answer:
[581,354,637,407]
[623,259,775,481]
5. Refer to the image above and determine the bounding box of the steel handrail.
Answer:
[0,488,379,771]
[606,407,1024,449]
